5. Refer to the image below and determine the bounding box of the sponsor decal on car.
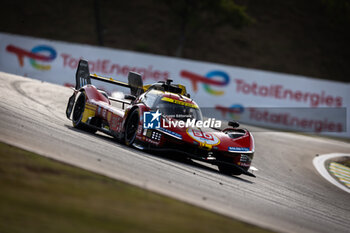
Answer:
[161,97,199,109]
[158,127,182,140]
[186,128,220,146]
[228,147,250,152]
[110,115,120,131]
[239,162,251,167]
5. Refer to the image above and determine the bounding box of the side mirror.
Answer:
[124,94,136,101]
[228,121,240,128]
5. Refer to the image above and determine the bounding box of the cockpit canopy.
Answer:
[140,89,202,121]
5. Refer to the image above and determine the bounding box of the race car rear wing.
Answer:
[66,59,143,119]
[75,59,144,97]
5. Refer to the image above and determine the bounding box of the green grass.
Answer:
[0,142,273,233]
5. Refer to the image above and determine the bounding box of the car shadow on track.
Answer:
[65,125,254,184]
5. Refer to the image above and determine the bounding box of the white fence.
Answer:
[1,32,349,138]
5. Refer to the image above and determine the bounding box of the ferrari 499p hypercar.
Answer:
[66,60,255,177]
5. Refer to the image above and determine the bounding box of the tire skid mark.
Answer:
[10,80,65,123]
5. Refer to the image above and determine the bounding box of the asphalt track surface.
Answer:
[0,72,349,233]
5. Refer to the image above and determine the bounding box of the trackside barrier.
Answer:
[1,32,349,138]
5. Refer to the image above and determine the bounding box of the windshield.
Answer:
[153,99,202,121]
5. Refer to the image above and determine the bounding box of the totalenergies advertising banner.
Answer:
[0,32,349,138]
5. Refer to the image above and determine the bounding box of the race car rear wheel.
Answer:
[124,109,140,146]
[72,92,96,133]
[218,164,242,176]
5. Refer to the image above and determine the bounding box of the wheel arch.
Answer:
[123,106,141,131]
[79,85,110,104]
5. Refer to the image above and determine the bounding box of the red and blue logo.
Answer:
[216,104,245,120]
[6,44,57,70]
[180,70,230,96]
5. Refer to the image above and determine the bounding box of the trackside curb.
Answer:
[313,153,350,194]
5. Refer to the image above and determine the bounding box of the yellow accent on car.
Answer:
[85,103,97,111]
[199,143,212,151]
[107,111,112,122]
[143,84,152,92]
[177,84,187,95]
[81,105,96,123]
[161,97,198,109]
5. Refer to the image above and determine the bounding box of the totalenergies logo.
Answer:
[6,44,57,70]
[216,104,244,120]
[180,70,229,95]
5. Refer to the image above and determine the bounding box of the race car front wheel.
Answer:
[124,109,140,146]
[72,92,96,133]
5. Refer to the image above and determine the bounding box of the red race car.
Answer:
[66,60,256,177]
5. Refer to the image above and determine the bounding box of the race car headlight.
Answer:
[145,129,162,141]
[240,153,254,162]
[151,131,162,141]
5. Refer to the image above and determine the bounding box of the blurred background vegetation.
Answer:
[1,0,349,82]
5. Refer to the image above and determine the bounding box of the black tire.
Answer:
[72,92,97,133]
[124,109,140,146]
[218,164,242,176]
